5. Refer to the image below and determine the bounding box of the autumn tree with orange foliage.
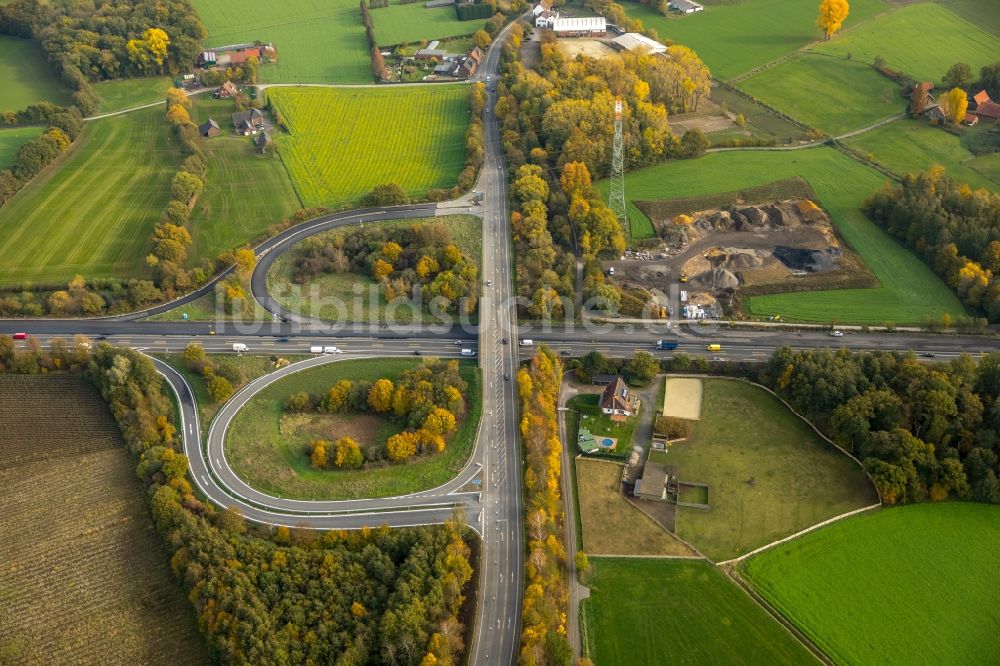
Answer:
[817,0,849,40]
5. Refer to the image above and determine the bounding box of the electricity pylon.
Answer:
[608,96,628,227]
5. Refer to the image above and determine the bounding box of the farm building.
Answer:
[611,32,667,55]
[532,0,550,17]
[535,9,556,28]
[972,90,1000,124]
[230,47,261,65]
[634,462,669,501]
[199,119,221,138]
[552,16,607,37]
[669,0,704,13]
[255,131,273,153]
[198,51,217,68]
[600,376,638,420]
[964,113,979,127]
[215,80,239,99]
[416,48,449,60]
[232,109,264,135]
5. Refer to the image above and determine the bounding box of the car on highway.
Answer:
[95,334,107,340]
[501,338,508,345]
[413,350,422,355]
[12,332,27,340]
[920,352,935,358]
[830,330,844,337]
[706,343,722,352]
[277,337,289,343]
[486,280,492,286]
[503,373,510,381]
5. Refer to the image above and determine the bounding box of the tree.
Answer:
[387,431,418,461]
[286,391,311,412]
[626,351,659,384]
[817,0,849,40]
[333,436,363,468]
[369,378,395,412]
[327,380,352,412]
[473,29,492,50]
[981,61,1000,98]
[942,62,972,90]
[311,440,328,468]
[234,248,256,275]
[559,161,592,197]
[942,87,968,125]
[207,374,234,402]
[422,407,457,437]
[575,550,589,575]
[171,171,203,203]
[182,343,207,370]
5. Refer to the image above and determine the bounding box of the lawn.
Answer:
[970,151,1000,184]
[847,118,1000,191]
[372,4,476,46]
[743,503,1000,666]
[266,215,481,323]
[603,147,966,324]
[225,357,482,499]
[0,125,44,169]
[0,374,207,664]
[567,393,638,457]
[739,53,904,135]
[810,3,1000,83]
[946,0,1000,38]
[0,107,180,286]
[575,458,695,556]
[92,76,175,114]
[647,379,877,561]
[188,98,302,260]
[581,558,815,666]
[268,86,469,207]
[0,36,72,111]
[622,0,886,81]
[191,0,371,84]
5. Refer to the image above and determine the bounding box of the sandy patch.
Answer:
[556,38,616,59]
[662,377,703,420]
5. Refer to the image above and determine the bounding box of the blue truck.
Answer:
[656,340,678,350]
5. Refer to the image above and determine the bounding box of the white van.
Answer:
[461,349,475,357]
[519,339,533,346]
[232,343,248,353]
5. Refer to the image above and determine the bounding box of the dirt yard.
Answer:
[302,413,399,458]
[556,38,616,59]
[576,457,695,556]
[662,377,703,420]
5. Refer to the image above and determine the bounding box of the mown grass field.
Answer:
[847,118,1000,191]
[605,148,966,323]
[647,380,876,561]
[188,99,302,260]
[0,125,44,169]
[225,357,482,499]
[372,4,474,46]
[581,558,815,666]
[622,0,885,81]
[811,3,1000,83]
[740,54,903,135]
[575,458,695,556]
[743,503,1000,666]
[92,76,175,114]
[0,374,207,664]
[0,36,71,111]
[0,107,179,286]
[269,86,469,207]
[267,215,481,323]
[947,0,1000,37]
[971,152,1000,183]
[191,0,371,84]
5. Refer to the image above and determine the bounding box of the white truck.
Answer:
[310,345,343,354]
[232,343,248,353]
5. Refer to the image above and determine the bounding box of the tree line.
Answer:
[285,358,468,464]
[763,347,1000,505]
[516,347,573,665]
[290,220,480,318]
[864,168,1000,321]
[0,338,475,665]
[0,104,83,207]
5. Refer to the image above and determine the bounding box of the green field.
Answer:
[946,0,1000,37]
[648,380,876,561]
[188,99,302,260]
[0,36,71,111]
[810,3,1000,83]
[269,86,469,207]
[92,77,175,115]
[740,54,903,135]
[971,151,1000,183]
[372,4,474,46]
[604,148,966,323]
[0,107,180,286]
[847,118,1000,191]
[743,503,1000,665]
[0,125,44,169]
[191,0,371,84]
[225,357,482,499]
[267,215,481,323]
[622,0,886,81]
[581,558,815,666]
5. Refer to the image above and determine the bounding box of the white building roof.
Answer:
[611,32,667,54]
[552,16,607,32]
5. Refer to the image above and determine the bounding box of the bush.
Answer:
[654,415,693,440]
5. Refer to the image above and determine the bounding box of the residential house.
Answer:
[599,376,638,420]
[912,82,935,111]
[669,0,703,12]
[535,9,556,28]
[215,80,239,99]
[634,462,669,501]
[232,108,265,135]
[532,1,550,17]
[255,130,272,152]
[199,119,221,138]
